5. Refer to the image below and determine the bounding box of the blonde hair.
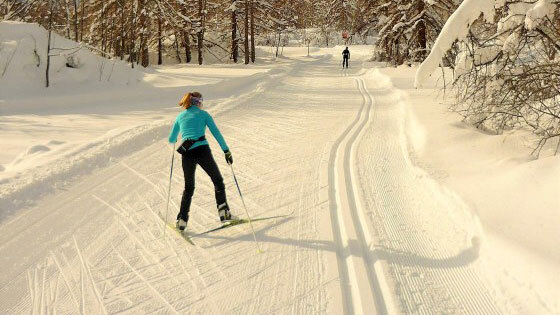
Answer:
[179,91,202,109]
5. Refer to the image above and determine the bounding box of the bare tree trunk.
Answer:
[416,0,426,60]
[108,19,115,55]
[130,0,136,68]
[80,0,85,41]
[275,32,281,57]
[158,15,163,65]
[64,0,71,38]
[73,0,79,41]
[250,0,255,63]
[46,0,54,88]
[197,0,204,65]
[244,0,249,64]
[174,31,182,62]
[101,0,106,53]
[183,30,192,63]
[138,0,149,67]
[141,34,149,67]
[120,0,125,60]
[142,46,149,67]
[231,0,238,63]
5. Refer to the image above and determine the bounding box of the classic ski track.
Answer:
[328,75,389,315]
[3,56,363,314]
[354,71,503,314]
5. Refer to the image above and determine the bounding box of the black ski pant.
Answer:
[178,145,226,222]
[343,57,349,68]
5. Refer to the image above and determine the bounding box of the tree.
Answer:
[231,0,239,62]
[373,0,458,65]
[250,0,255,62]
[417,0,560,156]
[244,0,249,64]
[197,0,205,65]
[46,0,55,87]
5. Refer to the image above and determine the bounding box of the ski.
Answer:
[190,213,291,239]
[166,223,195,245]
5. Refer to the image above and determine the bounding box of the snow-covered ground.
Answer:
[381,65,560,314]
[1,22,558,314]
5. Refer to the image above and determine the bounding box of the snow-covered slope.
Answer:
[0,22,277,215]
[0,21,145,98]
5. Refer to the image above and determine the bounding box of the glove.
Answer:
[224,150,233,165]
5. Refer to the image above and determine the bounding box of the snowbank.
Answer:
[0,21,144,99]
[0,119,170,217]
[415,0,497,87]
[378,64,560,313]
[525,0,555,30]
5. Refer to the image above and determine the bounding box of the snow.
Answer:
[1,22,559,314]
[0,21,273,212]
[384,64,559,313]
[415,0,496,87]
[0,21,145,99]
[417,0,558,87]
[525,0,555,30]
[503,32,521,53]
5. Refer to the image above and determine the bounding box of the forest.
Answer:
[1,0,559,152]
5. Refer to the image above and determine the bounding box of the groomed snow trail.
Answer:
[0,54,509,314]
[327,76,390,315]
[354,70,504,314]
[0,56,363,314]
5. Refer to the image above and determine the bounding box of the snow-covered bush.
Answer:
[65,55,82,68]
[417,0,560,156]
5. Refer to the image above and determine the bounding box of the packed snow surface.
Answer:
[1,22,558,314]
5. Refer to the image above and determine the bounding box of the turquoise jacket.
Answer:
[168,106,229,152]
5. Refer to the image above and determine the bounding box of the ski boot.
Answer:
[218,203,233,222]
[176,218,187,231]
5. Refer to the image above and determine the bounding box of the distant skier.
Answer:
[168,92,233,231]
[342,47,350,69]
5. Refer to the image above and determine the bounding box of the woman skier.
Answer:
[168,92,233,231]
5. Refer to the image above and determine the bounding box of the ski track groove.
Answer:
[355,72,503,314]
[111,244,180,315]
[73,237,108,315]
[327,74,391,315]
[50,251,81,313]
[0,168,123,249]
[290,181,304,315]
[93,192,205,313]
[143,201,207,302]
[117,163,233,287]
[5,56,372,314]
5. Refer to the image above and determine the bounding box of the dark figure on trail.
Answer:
[342,47,350,69]
[168,92,234,231]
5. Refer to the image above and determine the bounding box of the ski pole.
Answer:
[163,143,175,237]
[229,164,263,253]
